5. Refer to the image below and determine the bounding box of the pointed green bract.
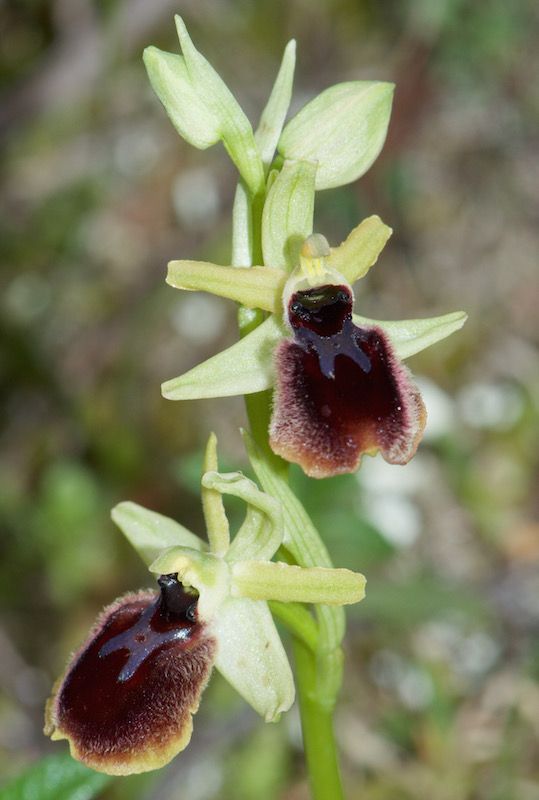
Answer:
[213,597,295,721]
[243,433,345,648]
[144,18,264,196]
[201,471,282,562]
[201,435,230,557]
[262,159,317,270]
[255,40,296,171]
[231,561,366,605]
[162,316,284,400]
[143,48,221,149]
[354,310,468,360]
[328,215,393,284]
[278,81,394,190]
[166,260,285,313]
[111,502,204,566]
[174,17,264,196]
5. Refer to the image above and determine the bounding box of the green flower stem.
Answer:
[234,164,345,799]
[293,639,345,800]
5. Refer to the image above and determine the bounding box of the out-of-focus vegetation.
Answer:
[1,1,538,798]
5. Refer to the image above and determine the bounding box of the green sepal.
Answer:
[328,215,392,284]
[354,310,468,359]
[201,434,229,557]
[162,315,284,400]
[231,561,366,605]
[166,260,285,313]
[201,471,283,562]
[111,501,204,566]
[212,597,295,722]
[278,81,394,190]
[262,159,317,270]
[255,40,296,171]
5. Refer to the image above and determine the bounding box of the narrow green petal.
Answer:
[232,182,253,267]
[327,215,393,284]
[111,502,204,567]
[353,310,468,359]
[201,471,283,562]
[262,159,317,270]
[162,316,283,400]
[231,561,366,605]
[255,40,296,171]
[201,434,229,557]
[166,260,285,313]
[213,597,295,721]
[175,16,264,195]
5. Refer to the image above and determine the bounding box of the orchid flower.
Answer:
[162,214,467,478]
[44,436,365,775]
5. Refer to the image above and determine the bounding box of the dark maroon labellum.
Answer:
[48,576,215,773]
[270,283,426,477]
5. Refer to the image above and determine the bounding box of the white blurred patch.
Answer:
[359,456,428,546]
[369,649,433,710]
[171,294,228,345]
[4,273,51,322]
[457,381,523,430]
[364,494,422,547]
[113,126,161,177]
[172,168,220,231]
[414,375,456,440]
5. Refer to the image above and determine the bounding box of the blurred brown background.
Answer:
[1,1,538,798]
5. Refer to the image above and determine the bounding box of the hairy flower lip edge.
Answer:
[44,589,217,776]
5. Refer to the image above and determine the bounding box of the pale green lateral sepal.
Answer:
[262,159,317,270]
[201,434,229,557]
[162,315,283,400]
[354,310,468,360]
[278,81,394,190]
[111,501,204,566]
[201,471,283,562]
[150,546,229,621]
[173,17,264,195]
[213,597,295,721]
[255,40,296,171]
[166,260,286,313]
[231,561,366,605]
[328,215,393,284]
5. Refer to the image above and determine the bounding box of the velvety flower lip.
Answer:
[161,218,465,477]
[45,578,215,776]
[269,278,427,477]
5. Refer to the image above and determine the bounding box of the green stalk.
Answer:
[235,180,346,800]
[293,640,345,800]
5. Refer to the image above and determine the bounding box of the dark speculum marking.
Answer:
[288,285,371,379]
[49,577,215,772]
[98,574,198,682]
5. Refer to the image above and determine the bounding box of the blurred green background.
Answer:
[1,0,538,798]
